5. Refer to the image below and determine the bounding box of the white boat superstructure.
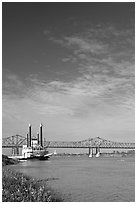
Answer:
[16,124,53,160]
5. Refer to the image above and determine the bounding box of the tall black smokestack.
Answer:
[28,124,31,147]
[40,123,43,147]
[37,132,39,145]
[27,133,29,147]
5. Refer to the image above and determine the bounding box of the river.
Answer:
[10,156,135,202]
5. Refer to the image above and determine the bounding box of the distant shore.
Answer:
[53,150,135,157]
[2,155,63,202]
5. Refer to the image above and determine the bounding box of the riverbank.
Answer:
[2,155,63,202]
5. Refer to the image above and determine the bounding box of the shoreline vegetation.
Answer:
[2,155,63,202]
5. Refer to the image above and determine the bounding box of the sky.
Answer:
[2,2,135,142]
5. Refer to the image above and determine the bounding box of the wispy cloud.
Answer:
[47,24,134,111]
[3,69,134,141]
[63,36,108,54]
[3,24,134,141]
[3,69,134,121]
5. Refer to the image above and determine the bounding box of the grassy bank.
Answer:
[2,154,19,166]
[2,155,63,202]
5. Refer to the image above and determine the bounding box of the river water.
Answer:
[10,156,135,202]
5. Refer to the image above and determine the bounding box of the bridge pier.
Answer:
[95,147,100,157]
[95,147,98,155]
[88,147,93,157]
[12,147,19,155]
[12,148,16,155]
[16,147,19,155]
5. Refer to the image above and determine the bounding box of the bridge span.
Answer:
[2,134,135,156]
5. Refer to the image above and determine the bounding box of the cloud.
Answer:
[43,29,50,35]
[48,24,134,111]
[3,69,134,141]
[3,24,134,140]
[3,72,26,97]
[50,25,134,72]
[61,57,71,62]
[3,66,134,121]
[63,36,108,54]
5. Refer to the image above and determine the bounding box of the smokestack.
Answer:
[28,124,31,147]
[37,132,39,145]
[40,123,43,147]
[27,133,29,147]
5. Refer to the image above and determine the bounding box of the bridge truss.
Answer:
[2,135,135,149]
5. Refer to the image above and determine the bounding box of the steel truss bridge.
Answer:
[2,135,135,155]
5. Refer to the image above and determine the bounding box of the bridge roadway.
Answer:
[2,135,135,149]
